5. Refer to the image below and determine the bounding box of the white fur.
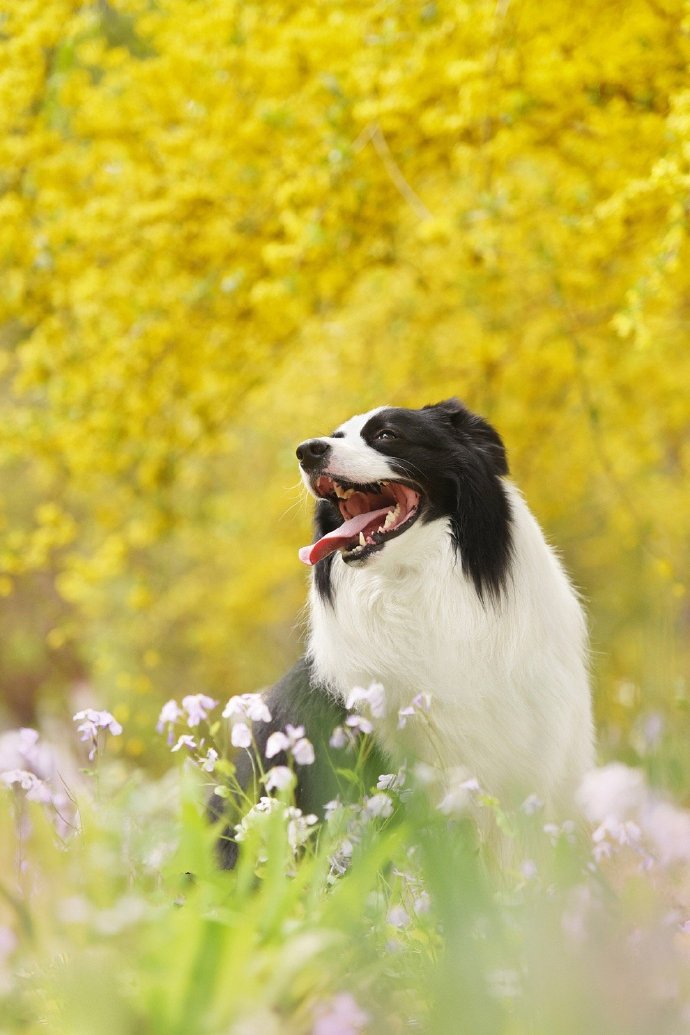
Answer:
[306,480,594,814]
[300,408,397,492]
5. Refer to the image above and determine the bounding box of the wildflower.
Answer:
[181,694,218,727]
[234,796,282,845]
[201,748,219,773]
[520,859,538,881]
[632,710,665,754]
[231,723,252,749]
[324,798,342,821]
[285,806,318,851]
[156,700,183,742]
[329,726,350,749]
[413,890,431,914]
[520,793,544,815]
[265,724,315,766]
[376,768,406,792]
[73,709,123,761]
[345,682,386,719]
[0,769,52,803]
[387,904,409,928]
[344,714,373,736]
[222,693,272,724]
[438,773,481,816]
[0,727,50,777]
[543,820,577,845]
[171,735,197,753]
[644,801,690,866]
[364,792,394,819]
[292,737,315,766]
[592,816,642,849]
[576,763,647,823]
[397,691,432,729]
[263,766,295,792]
[312,993,370,1035]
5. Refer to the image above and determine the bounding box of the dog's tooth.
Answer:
[359,532,366,547]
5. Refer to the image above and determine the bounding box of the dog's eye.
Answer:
[375,429,396,441]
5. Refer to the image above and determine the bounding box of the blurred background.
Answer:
[0,0,688,782]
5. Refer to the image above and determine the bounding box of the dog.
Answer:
[214,398,594,867]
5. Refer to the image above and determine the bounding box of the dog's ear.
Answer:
[425,398,509,476]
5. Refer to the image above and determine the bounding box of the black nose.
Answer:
[296,438,331,470]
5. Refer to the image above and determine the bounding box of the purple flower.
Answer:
[345,714,373,736]
[201,748,219,773]
[222,693,272,724]
[73,709,123,761]
[181,694,218,727]
[156,700,183,743]
[313,993,370,1035]
[1,768,52,803]
[397,691,432,729]
[171,735,197,753]
[345,683,386,719]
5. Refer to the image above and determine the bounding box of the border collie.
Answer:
[215,398,594,867]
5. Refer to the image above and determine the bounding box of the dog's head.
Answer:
[297,399,512,601]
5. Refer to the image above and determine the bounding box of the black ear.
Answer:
[424,398,509,476]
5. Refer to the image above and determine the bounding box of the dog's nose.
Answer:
[296,438,331,470]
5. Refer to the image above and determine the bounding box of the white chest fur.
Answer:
[307,483,594,812]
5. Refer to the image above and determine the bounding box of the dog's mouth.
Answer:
[299,475,423,566]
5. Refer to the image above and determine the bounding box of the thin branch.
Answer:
[354,122,433,221]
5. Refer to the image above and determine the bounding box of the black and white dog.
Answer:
[216,398,594,866]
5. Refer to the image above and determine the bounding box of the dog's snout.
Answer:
[296,438,331,470]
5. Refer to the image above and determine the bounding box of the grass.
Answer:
[1,694,690,1035]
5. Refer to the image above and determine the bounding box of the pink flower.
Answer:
[313,993,369,1035]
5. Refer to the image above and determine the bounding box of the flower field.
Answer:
[2,688,690,1034]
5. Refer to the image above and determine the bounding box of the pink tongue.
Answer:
[299,507,392,566]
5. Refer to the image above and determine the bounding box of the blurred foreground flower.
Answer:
[312,993,370,1035]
